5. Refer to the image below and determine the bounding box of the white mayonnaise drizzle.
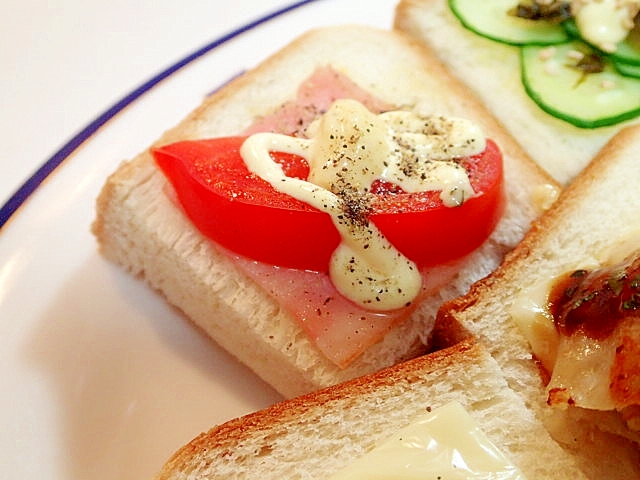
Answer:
[240,99,485,311]
[572,0,640,52]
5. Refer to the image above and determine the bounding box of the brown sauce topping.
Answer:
[549,253,640,340]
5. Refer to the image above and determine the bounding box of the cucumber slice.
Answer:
[564,19,640,66]
[611,28,640,66]
[521,41,640,128]
[615,60,640,78]
[449,0,569,46]
[561,18,580,39]
[612,40,640,66]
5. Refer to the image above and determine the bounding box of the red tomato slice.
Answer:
[370,139,505,268]
[152,136,504,272]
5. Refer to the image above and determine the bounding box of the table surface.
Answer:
[0,0,306,214]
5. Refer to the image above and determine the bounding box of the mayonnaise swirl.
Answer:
[572,0,640,52]
[240,99,485,311]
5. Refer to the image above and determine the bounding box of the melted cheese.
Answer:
[530,183,560,213]
[510,276,560,373]
[512,294,617,410]
[328,401,525,480]
[550,333,618,410]
[508,236,640,411]
[240,99,484,311]
[572,0,640,52]
[509,261,620,410]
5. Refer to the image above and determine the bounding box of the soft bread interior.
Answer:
[92,25,558,398]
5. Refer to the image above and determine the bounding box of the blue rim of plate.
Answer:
[0,0,320,230]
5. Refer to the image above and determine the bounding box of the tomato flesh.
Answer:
[370,139,504,268]
[153,136,504,272]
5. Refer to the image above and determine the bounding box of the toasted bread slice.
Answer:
[92,25,558,398]
[155,318,587,479]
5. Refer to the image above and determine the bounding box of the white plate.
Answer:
[0,1,398,478]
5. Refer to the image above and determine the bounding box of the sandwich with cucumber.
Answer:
[91,24,557,399]
[394,0,640,184]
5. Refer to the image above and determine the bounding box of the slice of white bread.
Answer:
[154,319,589,479]
[436,124,640,476]
[393,0,640,185]
[91,25,558,398]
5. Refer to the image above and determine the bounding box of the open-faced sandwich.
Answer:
[395,0,640,184]
[153,317,581,479]
[91,25,558,398]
